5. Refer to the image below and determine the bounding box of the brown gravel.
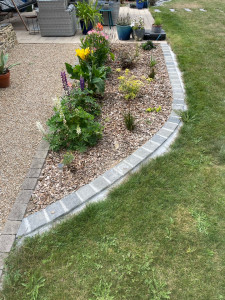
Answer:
[0,43,79,231]
[26,43,173,216]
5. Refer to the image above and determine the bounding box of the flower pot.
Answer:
[136,1,144,9]
[116,24,132,40]
[143,0,148,8]
[80,20,93,35]
[0,71,10,88]
[152,24,162,33]
[133,28,145,41]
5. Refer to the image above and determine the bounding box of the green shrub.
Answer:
[45,93,102,152]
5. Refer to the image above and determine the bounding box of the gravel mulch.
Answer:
[25,43,173,216]
[0,43,79,231]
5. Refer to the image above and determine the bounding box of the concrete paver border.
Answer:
[0,41,187,287]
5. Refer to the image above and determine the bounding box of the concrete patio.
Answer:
[1,6,154,43]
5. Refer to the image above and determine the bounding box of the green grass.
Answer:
[1,0,225,299]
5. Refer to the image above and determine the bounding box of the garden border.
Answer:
[0,41,187,287]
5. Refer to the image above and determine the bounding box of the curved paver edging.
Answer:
[0,42,187,286]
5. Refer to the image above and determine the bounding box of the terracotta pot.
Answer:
[0,71,10,88]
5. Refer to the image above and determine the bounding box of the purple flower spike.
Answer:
[61,71,70,95]
[80,76,85,91]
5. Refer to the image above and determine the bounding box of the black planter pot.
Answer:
[80,20,93,35]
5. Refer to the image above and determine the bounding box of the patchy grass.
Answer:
[1,0,225,299]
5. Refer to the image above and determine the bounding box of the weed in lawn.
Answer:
[146,269,171,300]
[21,274,45,300]
[91,278,114,300]
[190,210,210,235]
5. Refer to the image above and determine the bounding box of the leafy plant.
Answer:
[75,0,102,29]
[132,17,145,30]
[68,88,101,116]
[150,55,157,68]
[0,51,20,74]
[146,105,161,113]
[154,17,162,26]
[62,152,74,166]
[118,69,143,101]
[141,41,156,51]
[124,112,135,131]
[45,94,102,152]
[81,28,114,67]
[116,13,131,26]
[118,51,136,69]
[66,53,110,94]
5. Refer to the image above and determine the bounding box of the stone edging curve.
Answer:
[0,42,186,286]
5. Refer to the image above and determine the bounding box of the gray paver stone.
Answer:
[8,203,27,221]
[133,147,151,159]
[92,176,110,192]
[34,150,48,159]
[36,140,49,151]
[0,235,15,253]
[168,116,181,124]
[30,158,45,169]
[157,128,173,138]
[45,201,66,221]
[102,168,122,184]
[2,220,21,235]
[0,253,8,270]
[27,210,48,232]
[26,168,42,178]
[151,134,167,145]
[142,140,159,152]
[173,92,185,100]
[61,193,82,212]
[125,154,142,167]
[17,218,30,237]
[172,104,185,111]
[21,177,38,190]
[173,99,185,105]
[16,190,33,204]
[172,87,184,94]
[114,161,132,175]
[164,121,178,131]
[76,184,96,202]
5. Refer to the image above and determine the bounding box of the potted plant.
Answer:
[116,13,132,41]
[136,0,144,9]
[76,1,102,35]
[0,51,19,88]
[132,17,145,41]
[152,17,162,33]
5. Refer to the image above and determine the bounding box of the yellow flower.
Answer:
[116,68,121,73]
[75,47,92,60]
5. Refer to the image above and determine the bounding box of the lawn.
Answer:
[1,0,225,299]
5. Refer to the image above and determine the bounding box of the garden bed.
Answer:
[26,42,173,216]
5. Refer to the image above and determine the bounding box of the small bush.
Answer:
[141,41,156,51]
[45,93,102,152]
[118,51,136,69]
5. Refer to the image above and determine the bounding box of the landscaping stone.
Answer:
[8,203,27,221]
[133,147,152,159]
[0,23,17,53]
[26,168,42,178]
[76,184,96,202]
[184,8,192,12]
[45,202,67,221]
[15,190,33,204]
[199,9,207,12]
[30,158,45,169]
[0,235,15,253]
[103,168,122,184]
[154,9,161,12]
[60,193,82,212]
[169,9,175,12]
[91,176,110,192]
[2,220,21,235]
[21,178,38,190]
